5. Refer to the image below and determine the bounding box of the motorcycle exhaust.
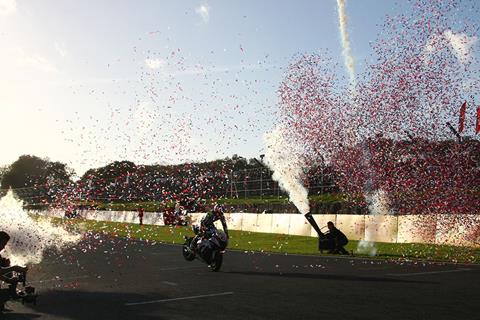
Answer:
[304,212,323,236]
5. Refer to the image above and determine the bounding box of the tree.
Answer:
[0,155,74,203]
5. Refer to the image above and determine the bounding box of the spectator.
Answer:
[138,207,144,225]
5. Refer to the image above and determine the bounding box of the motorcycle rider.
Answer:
[190,204,229,250]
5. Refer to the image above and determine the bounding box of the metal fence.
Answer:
[228,167,337,199]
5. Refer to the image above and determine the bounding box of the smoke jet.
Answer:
[336,0,356,87]
[0,190,80,266]
[264,127,309,214]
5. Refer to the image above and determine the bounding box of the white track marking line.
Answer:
[162,281,178,286]
[387,268,473,277]
[155,266,204,271]
[125,291,234,306]
[30,275,90,284]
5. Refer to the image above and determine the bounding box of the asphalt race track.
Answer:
[3,234,479,320]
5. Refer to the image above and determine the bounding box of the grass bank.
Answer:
[54,218,479,264]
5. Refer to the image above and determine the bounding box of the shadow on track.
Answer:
[0,312,42,320]
[3,290,171,320]
[226,271,436,284]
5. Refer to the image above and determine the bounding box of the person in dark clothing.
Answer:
[0,232,10,269]
[0,231,27,282]
[199,204,229,239]
[138,207,144,226]
[326,221,349,255]
[190,204,229,250]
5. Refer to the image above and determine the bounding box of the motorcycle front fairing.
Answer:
[197,239,215,264]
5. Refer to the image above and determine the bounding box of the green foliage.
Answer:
[79,155,262,185]
[81,161,137,181]
[1,155,74,189]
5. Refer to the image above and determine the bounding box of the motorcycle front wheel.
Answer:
[182,238,195,261]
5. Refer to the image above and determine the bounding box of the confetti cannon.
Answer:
[304,212,333,253]
[0,268,38,312]
[304,212,322,236]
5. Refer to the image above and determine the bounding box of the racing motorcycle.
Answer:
[182,226,228,272]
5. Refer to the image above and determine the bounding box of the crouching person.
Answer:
[326,222,349,255]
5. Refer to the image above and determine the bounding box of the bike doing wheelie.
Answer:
[182,205,229,272]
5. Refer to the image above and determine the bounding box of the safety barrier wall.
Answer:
[216,213,478,247]
[31,209,165,226]
[30,210,479,247]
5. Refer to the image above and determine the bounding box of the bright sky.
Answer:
[0,0,475,176]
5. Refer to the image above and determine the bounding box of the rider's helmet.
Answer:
[213,204,225,216]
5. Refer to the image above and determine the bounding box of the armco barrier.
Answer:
[29,210,478,247]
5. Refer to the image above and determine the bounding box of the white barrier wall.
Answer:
[31,209,165,226]
[435,214,480,247]
[30,210,479,247]
[365,215,398,243]
[288,215,312,236]
[248,213,473,246]
[225,213,243,230]
[255,214,273,233]
[271,214,290,234]
[189,213,203,226]
[336,215,365,241]
[309,214,336,237]
[241,213,259,232]
[397,215,436,244]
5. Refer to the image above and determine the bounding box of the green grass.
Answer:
[52,217,479,264]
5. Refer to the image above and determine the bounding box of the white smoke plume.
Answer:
[366,189,391,216]
[0,190,81,266]
[336,0,356,87]
[356,240,377,256]
[357,189,392,256]
[425,30,477,64]
[443,30,477,64]
[264,127,309,214]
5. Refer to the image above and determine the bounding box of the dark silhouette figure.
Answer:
[137,208,144,226]
[326,221,349,254]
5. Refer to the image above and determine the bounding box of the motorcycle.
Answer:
[182,226,228,272]
[0,269,38,313]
